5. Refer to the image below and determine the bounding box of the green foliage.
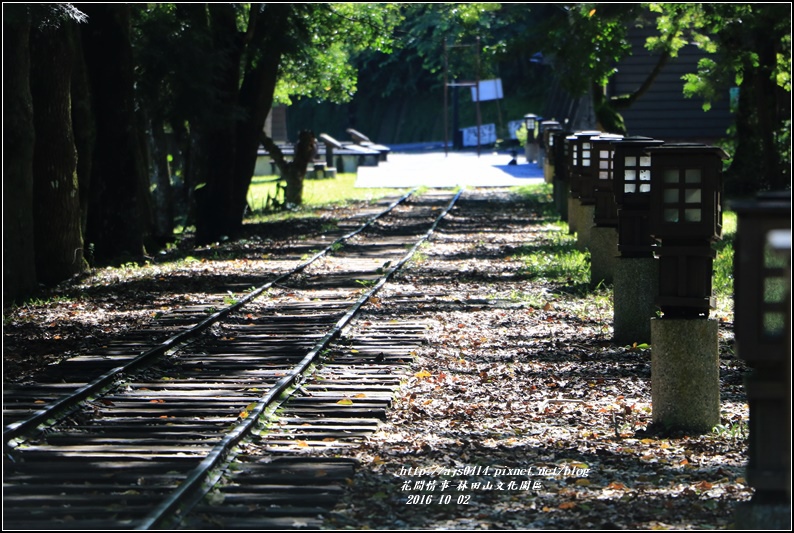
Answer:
[657,4,790,109]
[274,4,402,104]
[711,418,748,442]
[538,3,638,95]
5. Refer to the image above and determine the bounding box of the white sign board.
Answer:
[507,120,524,140]
[461,123,497,147]
[471,79,503,102]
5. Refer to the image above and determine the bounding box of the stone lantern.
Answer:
[566,131,602,248]
[611,137,664,345]
[586,134,623,285]
[647,143,729,434]
[524,113,540,163]
[732,191,791,525]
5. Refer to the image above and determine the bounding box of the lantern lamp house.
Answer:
[591,134,625,228]
[540,120,562,181]
[647,144,729,318]
[567,131,601,202]
[612,137,665,258]
[523,113,540,163]
[567,131,603,249]
[732,191,791,517]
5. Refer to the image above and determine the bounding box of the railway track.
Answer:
[3,188,463,529]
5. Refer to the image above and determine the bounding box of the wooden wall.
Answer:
[610,25,734,142]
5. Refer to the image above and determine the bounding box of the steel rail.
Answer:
[3,188,418,445]
[138,188,465,529]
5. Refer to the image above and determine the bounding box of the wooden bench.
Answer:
[346,128,390,162]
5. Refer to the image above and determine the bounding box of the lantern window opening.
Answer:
[762,312,787,339]
[663,169,679,183]
[663,189,678,203]
[764,244,789,269]
[685,168,702,183]
[685,188,702,203]
[763,275,788,304]
[623,160,652,192]
[684,209,702,222]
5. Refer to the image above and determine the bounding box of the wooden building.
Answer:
[543,24,735,143]
[608,24,734,142]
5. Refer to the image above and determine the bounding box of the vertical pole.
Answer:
[444,40,449,157]
[475,37,482,158]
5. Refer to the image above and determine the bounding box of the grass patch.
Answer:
[713,210,737,317]
[246,173,410,216]
[512,182,559,220]
[515,227,590,285]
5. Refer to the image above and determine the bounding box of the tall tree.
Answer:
[671,3,791,194]
[79,3,151,263]
[3,5,37,302]
[187,3,399,242]
[30,15,85,283]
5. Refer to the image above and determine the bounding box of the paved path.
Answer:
[355,150,545,188]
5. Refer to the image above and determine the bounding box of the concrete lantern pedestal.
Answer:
[650,317,720,433]
[613,258,658,345]
[544,160,554,184]
[567,196,579,235]
[575,204,595,251]
[590,227,618,286]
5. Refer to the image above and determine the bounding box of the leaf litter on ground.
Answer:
[320,188,751,530]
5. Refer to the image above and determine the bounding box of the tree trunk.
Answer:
[261,130,316,207]
[285,131,317,206]
[228,5,289,229]
[2,6,38,302]
[70,22,94,242]
[724,47,788,196]
[30,19,85,285]
[148,116,174,243]
[80,4,150,263]
[194,3,242,244]
[194,3,294,243]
